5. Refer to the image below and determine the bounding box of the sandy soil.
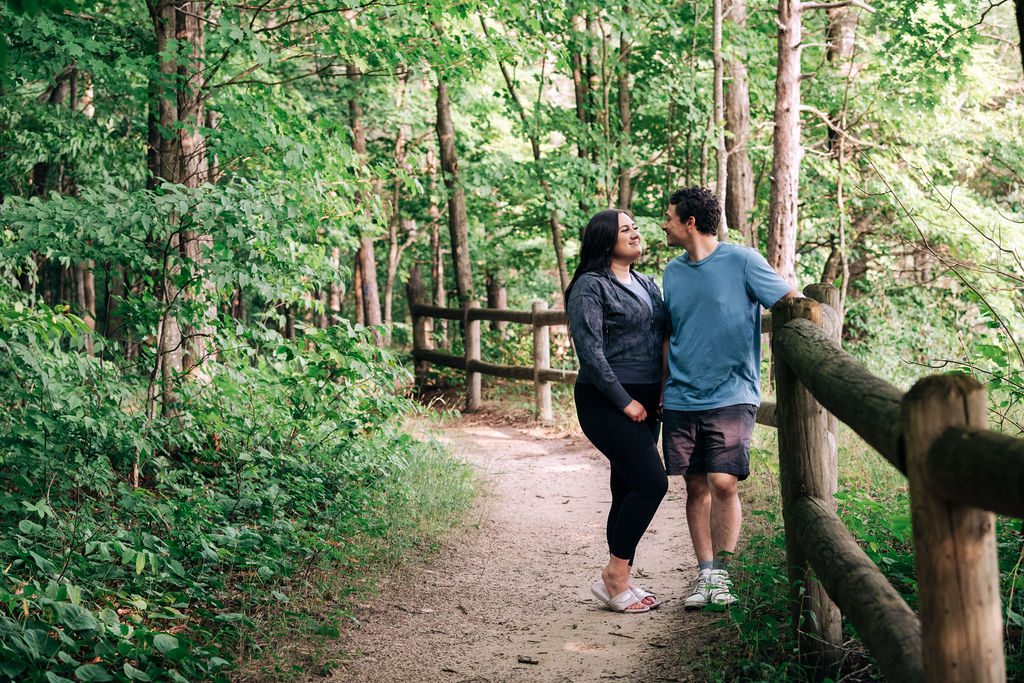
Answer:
[328,411,717,683]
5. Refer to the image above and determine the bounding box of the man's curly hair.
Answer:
[670,187,721,236]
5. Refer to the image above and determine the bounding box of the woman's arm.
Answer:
[567,287,635,413]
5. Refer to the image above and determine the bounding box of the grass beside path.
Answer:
[240,432,476,680]
[690,422,1024,682]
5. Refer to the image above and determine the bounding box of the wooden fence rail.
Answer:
[410,284,1023,682]
[410,299,575,422]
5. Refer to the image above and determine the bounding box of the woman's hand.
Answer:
[623,400,647,423]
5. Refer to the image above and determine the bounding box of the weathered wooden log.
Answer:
[407,266,432,387]
[412,348,464,371]
[804,284,841,459]
[533,301,553,422]
[772,298,842,667]
[532,309,569,327]
[465,360,534,381]
[537,368,577,384]
[465,300,481,411]
[928,426,1024,517]
[755,401,776,428]
[773,318,905,473]
[903,375,1003,683]
[411,303,464,321]
[787,495,924,683]
[467,307,535,324]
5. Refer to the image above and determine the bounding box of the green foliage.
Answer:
[0,294,474,681]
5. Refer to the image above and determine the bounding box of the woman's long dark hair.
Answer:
[564,209,630,303]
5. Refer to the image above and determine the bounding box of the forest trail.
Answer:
[330,411,713,683]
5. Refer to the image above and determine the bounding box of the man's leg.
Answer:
[708,472,741,560]
[684,474,712,564]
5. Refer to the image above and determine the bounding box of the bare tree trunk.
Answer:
[665,101,677,203]
[616,7,633,211]
[713,0,729,240]
[724,0,756,246]
[427,147,448,347]
[328,246,342,325]
[232,288,246,321]
[435,74,473,305]
[700,112,710,188]
[570,14,591,215]
[348,64,383,340]
[384,75,413,345]
[767,0,802,287]
[828,5,860,323]
[485,271,508,334]
[75,262,96,355]
[353,251,365,326]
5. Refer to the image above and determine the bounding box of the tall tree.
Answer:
[616,6,634,211]
[149,0,213,415]
[347,64,383,337]
[435,75,473,305]
[767,0,801,286]
[768,0,873,287]
[712,0,729,240]
[724,0,755,246]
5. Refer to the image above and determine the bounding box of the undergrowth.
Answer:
[694,424,1024,682]
[0,300,475,682]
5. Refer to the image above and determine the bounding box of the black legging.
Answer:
[574,382,668,563]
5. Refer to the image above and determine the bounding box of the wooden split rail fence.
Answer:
[410,284,1023,682]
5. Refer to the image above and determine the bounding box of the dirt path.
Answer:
[330,412,712,683]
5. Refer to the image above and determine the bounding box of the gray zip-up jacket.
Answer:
[566,269,666,410]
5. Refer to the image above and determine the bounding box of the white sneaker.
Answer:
[709,569,737,606]
[683,569,712,610]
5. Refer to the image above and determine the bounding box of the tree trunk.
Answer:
[435,75,473,305]
[384,75,412,345]
[150,0,213,417]
[328,246,342,325]
[348,64,383,341]
[353,251,365,326]
[570,14,591,215]
[712,0,729,240]
[616,7,633,211]
[828,5,860,320]
[485,271,508,334]
[767,0,802,287]
[75,261,96,356]
[724,0,756,246]
[427,146,448,347]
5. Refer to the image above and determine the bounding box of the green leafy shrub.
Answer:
[0,296,474,681]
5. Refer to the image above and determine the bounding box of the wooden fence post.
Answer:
[902,375,1003,683]
[803,283,841,465]
[533,300,552,423]
[464,300,481,411]
[772,297,842,668]
[407,265,431,389]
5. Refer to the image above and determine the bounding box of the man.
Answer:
[660,187,800,609]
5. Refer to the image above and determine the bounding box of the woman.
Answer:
[565,209,668,614]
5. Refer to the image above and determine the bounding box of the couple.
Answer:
[565,186,800,614]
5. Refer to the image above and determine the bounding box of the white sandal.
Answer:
[590,580,650,613]
[630,584,661,609]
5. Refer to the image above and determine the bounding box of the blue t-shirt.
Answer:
[662,243,792,411]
